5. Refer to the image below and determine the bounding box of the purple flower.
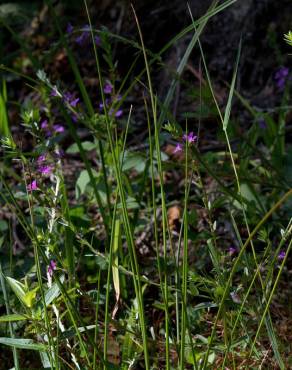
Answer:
[50,87,58,97]
[27,180,37,191]
[70,98,79,107]
[71,113,79,123]
[66,23,73,34]
[109,108,123,118]
[183,132,197,144]
[53,124,65,133]
[115,109,123,118]
[40,119,48,130]
[275,67,289,90]
[63,92,79,107]
[38,165,53,176]
[228,247,237,256]
[75,32,89,46]
[278,251,286,261]
[258,118,267,130]
[99,99,110,111]
[94,35,101,46]
[104,83,113,94]
[48,260,57,277]
[173,143,183,154]
[37,154,47,163]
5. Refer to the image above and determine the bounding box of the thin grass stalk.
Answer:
[180,135,190,370]
[249,232,292,358]
[93,267,101,370]
[104,200,118,368]
[131,8,171,367]
[0,264,20,370]
[145,96,172,367]
[83,3,150,367]
[24,172,56,367]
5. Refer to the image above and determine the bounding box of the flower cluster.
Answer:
[50,86,81,123]
[66,23,101,47]
[173,132,197,154]
[40,119,65,137]
[26,152,57,192]
[278,250,286,261]
[48,260,57,277]
[99,84,123,118]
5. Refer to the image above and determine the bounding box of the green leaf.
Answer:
[6,277,26,304]
[122,152,145,173]
[75,169,98,198]
[44,275,64,306]
[0,314,29,322]
[22,287,38,308]
[66,141,96,154]
[223,38,241,131]
[117,196,139,210]
[0,337,47,351]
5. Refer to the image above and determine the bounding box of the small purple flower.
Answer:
[50,87,58,97]
[75,32,89,46]
[94,35,101,46]
[53,124,65,133]
[109,108,123,118]
[173,143,183,154]
[228,246,237,256]
[40,119,48,130]
[275,67,289,90]
[99,99,110,111]
[278,250,286,261]
[64,92,79,107]
[70,98,79,107]
[183,132,197,144]
[37,154,47,163]
[38,165,53,176]
[115,109,123,118]
[258,118,267,130]
[27,180,37,191]
[66,23,73,34]
[48,260,57,277]
[104,83,113,94]
[71,113,79,123]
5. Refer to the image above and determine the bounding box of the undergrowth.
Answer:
[0,1,292,369]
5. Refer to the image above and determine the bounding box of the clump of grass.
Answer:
[0,0,292,369]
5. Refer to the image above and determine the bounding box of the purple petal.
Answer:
[53,124,65,133]
[70,98,79,107]
[38,165,53,176]
[66,23,73,34]
[104,83,113,94]
[94,35,101,46]
[37,154,47,163]
[41,119,48,129]
[173,143,182,153]
[278,251,286,260]
[27,180,37,191]
[115,109,123,118]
